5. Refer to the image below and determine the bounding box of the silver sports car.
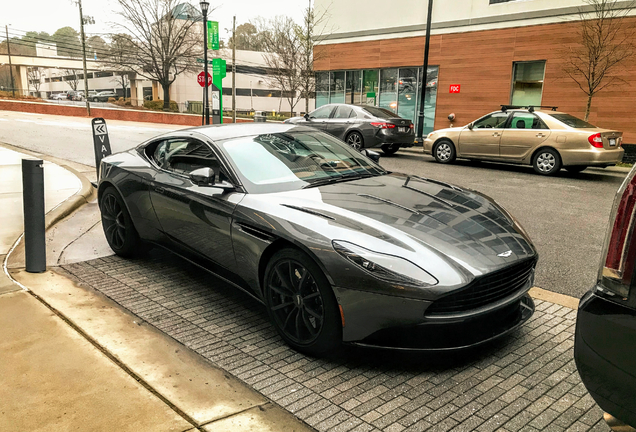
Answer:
[98,123,537,355]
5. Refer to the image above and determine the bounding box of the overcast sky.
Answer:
[1,0,308,41]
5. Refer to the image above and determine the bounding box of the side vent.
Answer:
[235,223,275,242]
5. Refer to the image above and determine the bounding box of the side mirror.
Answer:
[304,113,310,121]
[467,123,474,130]
[189,167,216,186]
[363,149,381,163]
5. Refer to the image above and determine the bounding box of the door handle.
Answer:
[493,132,501,137]
[154,186,165,193]
[536,133,545,138]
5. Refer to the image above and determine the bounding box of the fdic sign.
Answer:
[92,118,112,175]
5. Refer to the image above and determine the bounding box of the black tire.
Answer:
[381,144,400,155]
[433,140,456,164]
[100,186,142,258]
[565,165,587,173]
[345,132,364,151]
[264,248,341,355]
[533,148,562,175]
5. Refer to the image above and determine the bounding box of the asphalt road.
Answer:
[381,150,628,298]
[0,109,628,298]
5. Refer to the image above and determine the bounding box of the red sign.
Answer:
[197,71,212,87]
[449,84,461,93]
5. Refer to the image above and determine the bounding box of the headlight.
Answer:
[333,240,438,288]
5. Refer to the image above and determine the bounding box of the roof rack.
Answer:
[500,105,558,113]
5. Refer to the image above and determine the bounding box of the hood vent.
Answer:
[281,204,336,220]
[357,194,422,216]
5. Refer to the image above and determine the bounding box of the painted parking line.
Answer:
[529,286,579,309]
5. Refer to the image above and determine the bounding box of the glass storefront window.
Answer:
[315,72,329,108]
[345,70,362,105]
[417,66,439,135]
[363,70,379,106]
[511,61,546,106]
[379,68,398,113]
[329,71,345,104]
[398,68,418,125]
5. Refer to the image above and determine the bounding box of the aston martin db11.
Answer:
[98,123,537,355]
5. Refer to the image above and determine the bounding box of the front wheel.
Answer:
[346,132,364,151]
[100,187,142,258]
[264,248,341,355]
[533,148,561,175]
[381,144,400,155]
[433,140,456,164]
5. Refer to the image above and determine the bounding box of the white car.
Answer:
[50,93,67,101]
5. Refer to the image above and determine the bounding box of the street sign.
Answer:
[208,21,219,50]
[450,84,461,93]
[197,71,212,87]
[196,58,213,65]
[212,58,226,124]
[91,118,112,177]
[212,58,227,79]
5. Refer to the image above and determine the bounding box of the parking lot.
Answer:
[380,150,628,298]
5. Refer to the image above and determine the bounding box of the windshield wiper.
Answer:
[302,172,378,189]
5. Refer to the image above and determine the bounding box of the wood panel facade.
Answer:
[315,18,636,143]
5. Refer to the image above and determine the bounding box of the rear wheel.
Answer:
[346,132,364,151]
[434,140,456,164]
[565,165,587,173]
[264,248,341,355]
[100,186,141,258]
[381,144,400,155]
[533,148,561,175]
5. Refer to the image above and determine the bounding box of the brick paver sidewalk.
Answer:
[62,250,610,432]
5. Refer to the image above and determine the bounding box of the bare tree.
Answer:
[112,0,204,110]
[63,69,80,91]
[112,73,130,100]
[27,67,42,95]
[563,0,636,120]
[256,16,304,115]
[298,1,330,114]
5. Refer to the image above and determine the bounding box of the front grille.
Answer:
[425,257,537,316]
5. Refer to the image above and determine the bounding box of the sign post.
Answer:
[92,118,112,178]
[212,58,226,124]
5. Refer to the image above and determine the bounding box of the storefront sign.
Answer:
[450,84,461,93]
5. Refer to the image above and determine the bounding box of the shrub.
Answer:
[143,99,179,112]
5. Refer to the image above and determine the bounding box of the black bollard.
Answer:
[22,159,46,273]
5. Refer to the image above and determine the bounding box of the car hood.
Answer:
[247,173,536,277]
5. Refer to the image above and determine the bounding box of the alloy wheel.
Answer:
[536,152,556,173]
[101,193,127,249]
[436,142,452,161]
[347,133,362,151]
[267,260,325,344]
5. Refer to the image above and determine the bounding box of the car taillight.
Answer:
[370,122,395,129]
[599,167,636,298]
[409,124,414,129]
[588,133,604,148]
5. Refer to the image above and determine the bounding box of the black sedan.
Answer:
[98,123,537,355]
[575,165,636,430]
[286,104,415,155]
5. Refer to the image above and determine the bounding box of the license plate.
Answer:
[398,127,406,133]
[610,138,616,146]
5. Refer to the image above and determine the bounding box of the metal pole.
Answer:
[416,0,434,144]
[232,15,236,123]
[203,11,210,125]
[5,25,15,98]
[22,159,46,273]
[77,0,91,116]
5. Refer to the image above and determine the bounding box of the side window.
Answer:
[310,105,334,119]
[349,109,358,119]
[333,106,353,119]
[509,112,549,130]
[164,139,221,176]
[473,112,509,129]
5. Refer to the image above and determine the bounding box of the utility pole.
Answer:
[415,0,434,144]
[5,25,15,98]
[77,0,91,116]
[232,15,236,123]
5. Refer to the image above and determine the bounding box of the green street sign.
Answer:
[212,58,226,123]
[196,58,213,65]
[207,21,219,50]
[212,58,227,79]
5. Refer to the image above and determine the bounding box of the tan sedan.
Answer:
[424,108,624,175]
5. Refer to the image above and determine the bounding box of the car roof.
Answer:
[500,109,567,115]
[186,122,312,142]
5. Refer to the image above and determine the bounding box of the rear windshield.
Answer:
[363,106,398,119]
[550,114,597,129]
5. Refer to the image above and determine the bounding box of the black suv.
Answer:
[575,166,636,430]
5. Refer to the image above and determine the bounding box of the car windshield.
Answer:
[219,130,386,194]
[362,106,398,119]
[550,114,598,129]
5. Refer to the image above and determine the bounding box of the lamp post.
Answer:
[200,0,210,125]
[415,0,434,144]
